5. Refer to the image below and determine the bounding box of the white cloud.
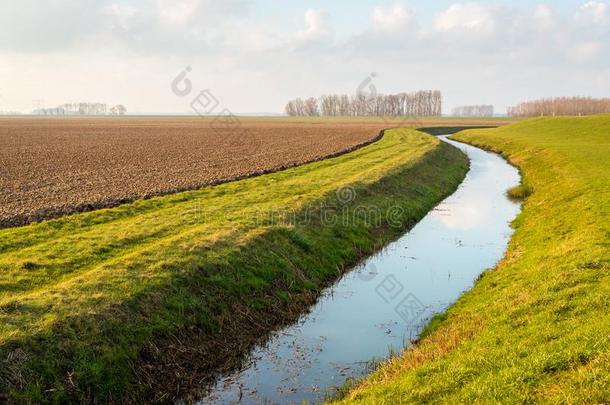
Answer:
[0,1,107,51]
[157,0,199,25]
[434,3,497,36]
[571,41,603,63]
[1,1,610,115]
[107,4,138,31]
[532,4,557,31]
[576,1,609,24]
[297,9,331,41]
[371,4,416,33]
[0,0,252,54]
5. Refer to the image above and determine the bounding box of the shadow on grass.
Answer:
[418,126,498,136]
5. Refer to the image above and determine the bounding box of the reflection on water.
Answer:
[201,136,521,405]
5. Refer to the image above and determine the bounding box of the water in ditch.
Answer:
[201,136,521,404]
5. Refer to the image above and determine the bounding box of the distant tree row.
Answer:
[33,103,127,116]
[452,105,494,117]
[508,97,610,117]
[285,91,442,117]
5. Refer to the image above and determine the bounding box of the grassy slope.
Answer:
[336,116,610,403]
[0,129,468,402]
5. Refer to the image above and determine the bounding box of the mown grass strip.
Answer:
[0,128,469,402]
[335,115,610,404]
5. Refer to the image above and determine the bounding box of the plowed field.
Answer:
[0,117,387,227]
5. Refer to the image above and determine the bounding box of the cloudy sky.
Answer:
[0,0,608,114]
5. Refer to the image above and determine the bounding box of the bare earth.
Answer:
[0,117,391,228]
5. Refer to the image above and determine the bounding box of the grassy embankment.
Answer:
[0,128,468,402]
[336,115,610,403]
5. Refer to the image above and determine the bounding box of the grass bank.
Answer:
[335,115,610,403]
[0,128,468,402]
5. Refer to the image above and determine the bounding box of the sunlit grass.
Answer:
[0,128,469,402]
[335,115,610,403]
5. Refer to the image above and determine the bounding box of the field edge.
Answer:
[1,129,470,403]
[1,128,385,229]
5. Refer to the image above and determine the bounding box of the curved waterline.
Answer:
[202,135,521,404]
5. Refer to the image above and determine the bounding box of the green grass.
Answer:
[0,128,469,402]
[507,184,534,201]
[335,115,610,404]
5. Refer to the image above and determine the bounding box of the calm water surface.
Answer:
[201,136,521,404]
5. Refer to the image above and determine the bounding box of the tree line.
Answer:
[452,105,494,117]
[33,102,127,116]
[508,97,610,117]
[285,90,442,117]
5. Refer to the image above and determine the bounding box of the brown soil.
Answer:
[0,117,390,228]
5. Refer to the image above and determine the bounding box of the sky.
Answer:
[0,0,608,115]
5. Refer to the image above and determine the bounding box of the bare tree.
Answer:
[320,95,336,116]
[285,100,297,116]
[508,97,610,117]
[338,95,350,116]
[284,90,443,117]
[110,104,127,115]
[33,102,128,116]
[303,97,319,116]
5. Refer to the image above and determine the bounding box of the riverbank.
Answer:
[335,115,610,403]
[203,135,520,404]
[0,128,468,402]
